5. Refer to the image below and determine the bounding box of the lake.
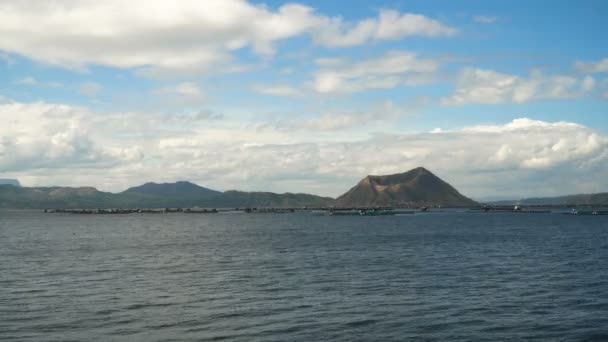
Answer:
[1,210,608,341]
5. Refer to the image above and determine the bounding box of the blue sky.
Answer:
[0,0,607,198]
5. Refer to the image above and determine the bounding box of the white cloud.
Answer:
[15,76,62,87]
[461,118,584,133]
[314,10,456,47]
[582,76,595,91]
[473,15,497,24]
[0,1,455,73]
[286,99,426,131]
[297,114,358,131]
[78,82,103,96]
[0,0,309,70]
[312,50,439,94]
[191,110,224,121]
[0,100,142,173]
[575,58,608,73]
[256,51,439,95]
[254,85,302,96]
[172,83,202,97]
[15,77,38,85]
[154,82,205,104]
[149,117,608,197]
[280,67,294,74]
[161,110,224,122]
[442,68,594,105]
[2,98,606,198]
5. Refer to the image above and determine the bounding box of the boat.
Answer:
[563,209,608,215]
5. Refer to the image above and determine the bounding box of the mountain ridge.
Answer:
[123,181,221,198]
[0,183,333,209]
[5,167,605,209]
[0,179,20,187]
[488,192,608,206]
[335,167,477,207]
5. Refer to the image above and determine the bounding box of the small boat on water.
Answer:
[479,205,551,214]
[565,209,608,216]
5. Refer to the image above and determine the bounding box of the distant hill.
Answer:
[216,190,334,208]
[123,181,221,198]
[0,185,118,209]
[335,167,477,207]
[3,173,604,209]
[0,179,20,187]
[489,193,608,206]
[0,182,333,209]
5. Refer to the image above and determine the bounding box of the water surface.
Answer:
[1,210,608,341]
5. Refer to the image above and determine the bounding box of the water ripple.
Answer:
[1,211,608,341]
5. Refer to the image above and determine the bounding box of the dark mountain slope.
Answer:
[335,167,477,207]
[123,181,221,198]
[0,179,20,186]
[489,193,608,206]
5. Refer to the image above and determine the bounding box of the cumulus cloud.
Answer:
[314,9,456,47]
[0,100,143,173]
[171,83,203,97]
[312,51,439,94]
[0,1,454,73]
[442,68,595,105]
[15,76,62,87]
[0,0,310,70]
[15,77,38,86]
[191,110,224,121]
[575,58,608,73]
[2,98,606,198]
[255,51,439,96]
[254,85,303,96]
[78,82,103,96]
[148,117,608,197]
[285,99,427,131]
[582,76,596,91]
[154,82,205,104]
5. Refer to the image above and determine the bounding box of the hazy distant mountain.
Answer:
[335,167,477,207]
[0,179,20,187]
[0,185,118,209]
[489,193,608,206]
[0,181,333,209]
[123,181,221,198]
[216,190,334,208]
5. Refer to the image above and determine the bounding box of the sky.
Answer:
[0,0,607,200]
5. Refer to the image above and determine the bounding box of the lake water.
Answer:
[1,210,608,341]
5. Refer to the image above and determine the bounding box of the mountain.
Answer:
[120,182,332,207]
[123,181,221,198]
[216,191,334,208]
[0,182,333,209]
[335,167,477,207]
[489,193,608,206]
[0,185,118,209]
[0,179,20,186]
